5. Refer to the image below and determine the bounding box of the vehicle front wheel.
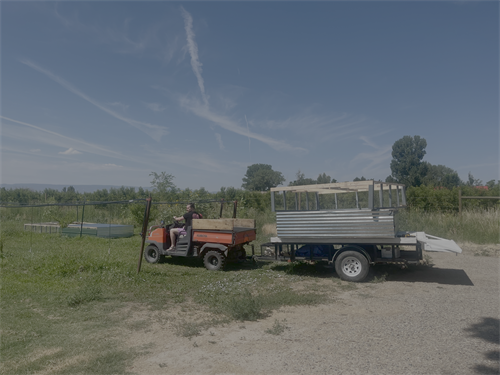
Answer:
[144,245,165,264]
[335,251,369,282]
[203,250,226,271]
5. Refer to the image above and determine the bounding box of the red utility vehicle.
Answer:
[144,212,256,271]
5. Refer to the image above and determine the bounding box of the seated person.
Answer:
[168,203,199,251]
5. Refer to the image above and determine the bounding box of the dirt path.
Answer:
[126,246,499,375]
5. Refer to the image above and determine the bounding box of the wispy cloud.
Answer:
[176,9,305,154]
[53,5,180,62]
[215,133,224,150]
[179,96,307,153]
[59,148,82,155]
[1,116,126,160]
[144,102,166,112]
[244,114,252,157]
[350,136,392,171]
[181,7,209,107]
[103,163,123,169]
[19,60,168,140]
[108,102,129,111]
[258,110,369,144]
[144,145,241,174]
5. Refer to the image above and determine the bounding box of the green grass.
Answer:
[0,220,328,374]
[2,205,496,373]
[396,207,499,244]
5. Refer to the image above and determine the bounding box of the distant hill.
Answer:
[0,184,151,194]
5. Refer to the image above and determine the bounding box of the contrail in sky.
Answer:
[1,116,125,158]
[244,114,252,160]
[19,59,168,140]
[181,7,209,107]
[178,8,305,154]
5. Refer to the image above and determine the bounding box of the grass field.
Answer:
[1,221,332,374]
[395,208,500,244]
[1,207,498,373]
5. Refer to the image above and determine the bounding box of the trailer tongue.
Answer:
[259,180,462,282]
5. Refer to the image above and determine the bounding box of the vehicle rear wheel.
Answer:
[203,250,226,271]
[335,251,369,282]
[144,245,165,264]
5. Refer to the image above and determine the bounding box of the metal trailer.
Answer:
[257,180,462,282]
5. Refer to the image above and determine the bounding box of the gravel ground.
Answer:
[127,246,499,375]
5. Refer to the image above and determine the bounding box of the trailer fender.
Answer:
[332,245,372,264]
[200,243,228,257]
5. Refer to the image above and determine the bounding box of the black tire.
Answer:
[335,251,369,282]
[203,250,226,271]
[144,245,165,264]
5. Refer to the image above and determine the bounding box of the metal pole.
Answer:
[108,204,112,254]
[137,197,152,273]
[30,205,33,252]
[379,184,383,207]
[368,185,374,210]
[219,199,224,218]
[233,201,238,218]
[80,201,86,238]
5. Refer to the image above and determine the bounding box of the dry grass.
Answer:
[457,242,500,257]
[261,223,277,236]
[397,208,499,244]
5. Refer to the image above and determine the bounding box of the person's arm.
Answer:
[173,215,184,221]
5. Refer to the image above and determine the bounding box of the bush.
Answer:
[223,289,263,321]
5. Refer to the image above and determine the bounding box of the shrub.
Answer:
[223,289,262,321]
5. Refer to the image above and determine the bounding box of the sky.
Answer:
[1,1,498,192]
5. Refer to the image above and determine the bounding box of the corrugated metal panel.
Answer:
[276,209,395,238]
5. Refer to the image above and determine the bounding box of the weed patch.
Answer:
[224,289,263,321]
[265,319,289,335]
[175,321,203,339]
[67,283,103,307]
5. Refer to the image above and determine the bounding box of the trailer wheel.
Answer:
[144,245,165,264]
[203,250,226,271]
[335,251,369,282]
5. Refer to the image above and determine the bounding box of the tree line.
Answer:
[1,135,497,212]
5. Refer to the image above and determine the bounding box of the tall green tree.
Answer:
[149,171,177,200]
[289,170,336,186]
[387,135,429,187]
[422,163,462,189]
[289,170,316,186]
[465,172,483,187]
[242,164,285,191]
[317,173,336,184]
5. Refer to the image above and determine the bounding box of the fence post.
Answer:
[459,188,462,215]
[137,197,152,273]
[80,201,86,238]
